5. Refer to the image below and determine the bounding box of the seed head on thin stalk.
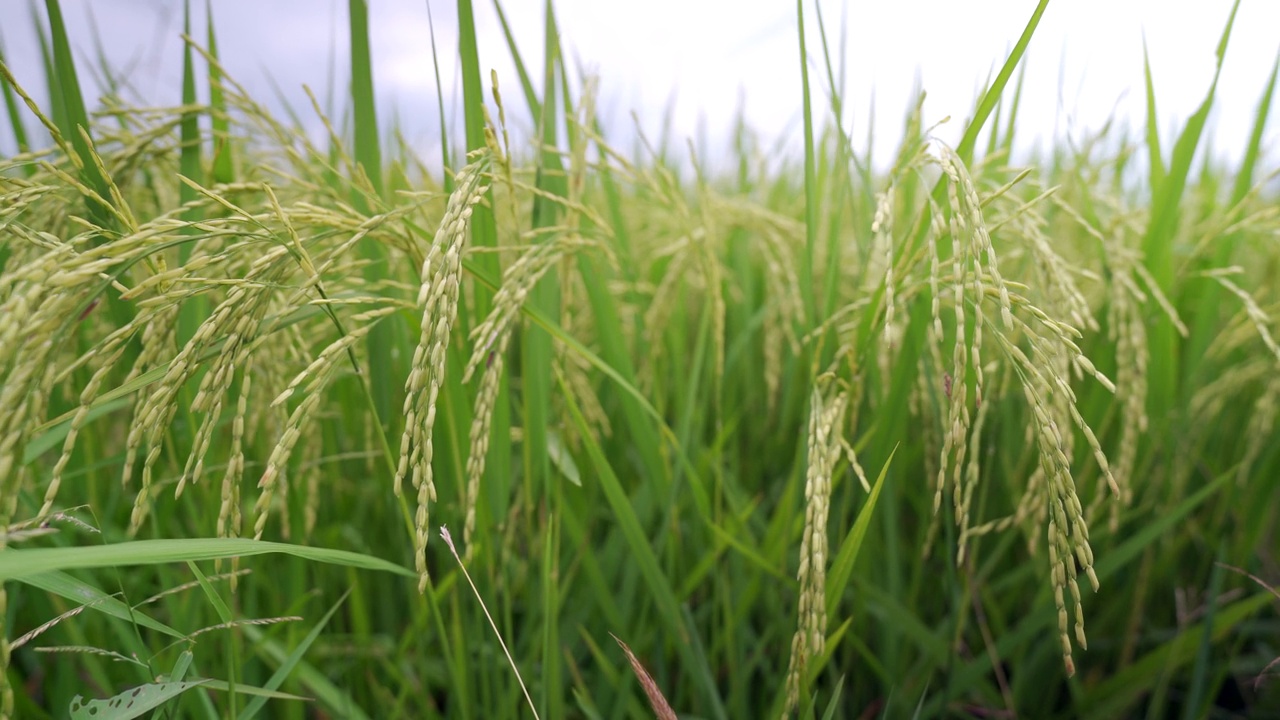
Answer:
[872,183,897,345]
[253,305,393,539]
[127,246,287,534]
[1100,270,1148,519]
[912,143,1113,675]
[396,151,490,591]
[216,368,251,590]
[458,229,594,555]
[43,334,131,519]
[462,338,506,558]
[782,380,848,719]
[934,155,973,536]
[613,634,678,720]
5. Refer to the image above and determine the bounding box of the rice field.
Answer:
[1,0,1278,718]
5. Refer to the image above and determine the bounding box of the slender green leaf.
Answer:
[955,0,1050,163]
[796,0,819,333]
[0,538,415,582]
[238,591,351,720]
[558,369,727,720]
[0,36,32,158]
[21,571,184,639]
[1142,39,1166,189]
[825,446,896,611]
[348,0,381,200]
[44,0,113,229]
[1085,592,1271,718]
[1143,0,1241,418]
[205,0,234,183]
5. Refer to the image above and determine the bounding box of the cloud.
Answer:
[1,0,1276,169]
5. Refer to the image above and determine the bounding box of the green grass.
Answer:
[1,1,1279,718]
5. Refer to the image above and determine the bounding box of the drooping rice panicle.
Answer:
[2,10,1279,716]
[782,379,848,718]
[396,150,490,591]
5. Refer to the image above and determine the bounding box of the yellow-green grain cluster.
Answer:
[782,379,849,718]
[3,7,1279,716]
[397,150,490,590]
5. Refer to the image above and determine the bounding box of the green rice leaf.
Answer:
[0,538,415,582]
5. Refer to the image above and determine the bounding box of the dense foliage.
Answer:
[1,0,1277,718]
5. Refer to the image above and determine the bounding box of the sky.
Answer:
[1,0,1277,174]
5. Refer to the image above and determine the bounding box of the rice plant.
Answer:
[1,0,1278,717]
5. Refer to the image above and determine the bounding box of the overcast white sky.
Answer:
[1,1,1277,173]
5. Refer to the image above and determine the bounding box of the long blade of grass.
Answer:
[0,36,32,159]
[810,0,851,329]
[1143,0,1241,419]
[238,590,352,720]
[565,98,666,489]
[0,538,416,582]
[824,446,896,611]
[187,561,239,712]
[819,674,845,720]
[1181,550,1225,720]
[176,1,207,348]
[241,623,374,720]
[954,0,1050,163]
[205,0,234,184]
[456,0,500,316]
[29,1,63,135]
[348,0,382,200]
[453,2,509,553]
[1142,39,1166,189]
[523,1,566,590]
[1186,52,1280,378]
[795,0,819,336]
[540,509,562,719]
[22,571,184,639]
[1228,52,1278,208]
[424,0,452,183]
[43,0,114,229]
[490,0,539,121]
[346,0,399,436]
[179,0,202,224]
[1000,61,1026,154]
